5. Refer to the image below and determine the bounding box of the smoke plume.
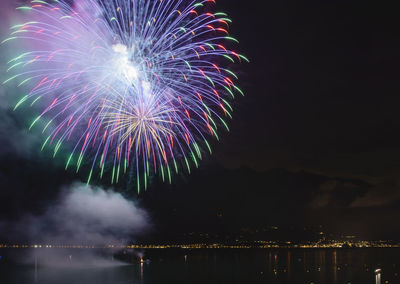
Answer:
[0,183,150,266]
[1,182,149,245]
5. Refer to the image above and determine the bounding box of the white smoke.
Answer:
[2,183,149,245]
[0,183,150,266]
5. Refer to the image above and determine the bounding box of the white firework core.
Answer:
[4,0,246,191]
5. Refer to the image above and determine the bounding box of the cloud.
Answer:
[309,179,368,209]
[350,183,400,208]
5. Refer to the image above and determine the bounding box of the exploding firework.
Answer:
[2,0,247,191]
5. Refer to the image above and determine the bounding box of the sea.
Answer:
[0,248,398,284]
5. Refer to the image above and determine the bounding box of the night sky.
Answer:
[1,0,400,241]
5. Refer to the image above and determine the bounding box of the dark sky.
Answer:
[1,0,400,241]
[217,0,400,173]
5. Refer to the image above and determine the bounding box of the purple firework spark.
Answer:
[3,0,247,192]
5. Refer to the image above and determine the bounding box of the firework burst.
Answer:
[3,0,247,192]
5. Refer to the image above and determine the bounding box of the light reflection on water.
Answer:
[0,248,399,284]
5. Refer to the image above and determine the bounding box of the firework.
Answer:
[3,0,247,192]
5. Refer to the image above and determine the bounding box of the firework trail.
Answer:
[2,0,247,192]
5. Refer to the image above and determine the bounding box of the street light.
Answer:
[375,268,382,284]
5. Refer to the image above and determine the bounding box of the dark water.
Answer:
[0,248,399,284]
